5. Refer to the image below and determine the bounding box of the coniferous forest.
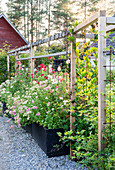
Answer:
[1,0,113,43]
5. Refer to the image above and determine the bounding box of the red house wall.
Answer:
[0,17,27,50]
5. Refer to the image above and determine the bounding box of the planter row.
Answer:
[2,102,70,157]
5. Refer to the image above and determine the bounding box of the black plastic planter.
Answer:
[22,124,33,135]
[2,102,7,115]
[32,123,70,157]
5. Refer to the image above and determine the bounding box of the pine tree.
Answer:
[52,0,74,32]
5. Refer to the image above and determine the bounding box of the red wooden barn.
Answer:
[0,14,28,50]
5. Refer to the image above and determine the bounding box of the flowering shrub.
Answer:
[58,40,115,169]
[0,60,70,130]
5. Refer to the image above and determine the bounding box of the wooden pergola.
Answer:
[7,10,115,157]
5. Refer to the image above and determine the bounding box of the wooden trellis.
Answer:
[7,10,115,156]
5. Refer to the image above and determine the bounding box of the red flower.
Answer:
[31,74,33,78]
[48,57,52,60]
[52,71,55,73]
[40,63,46,69]
[36,76,38,78]
[35,71,37,73]
[44,76,48,79]
[37,82,39,84]
[60,78,64,82]
[36,67,39,70]
[40,74,44,77]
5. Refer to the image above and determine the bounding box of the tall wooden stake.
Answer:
[98,10,106,151]
[7,54,9,78]
[70,39,76,158]
[30,46,34,81]
[15,52,18,76]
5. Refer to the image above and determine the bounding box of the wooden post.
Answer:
[15,52,18,76]
[98,10,106,151]
[30,46,34,81]
[70,38,76,158]
[7,54,9,78]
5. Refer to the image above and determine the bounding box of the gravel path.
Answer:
[0,116,87,170]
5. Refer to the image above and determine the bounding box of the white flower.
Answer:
[33,81,36,85]
[57,66,61,71]
[52,108,54,111]
[66,59,70,64]
[59,97,63,100]
[5,110,9,113]
[63,100,68,105]
[49,64,52,69]
[45,97,48,99]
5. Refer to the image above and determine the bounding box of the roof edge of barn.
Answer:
[0,13,29,45]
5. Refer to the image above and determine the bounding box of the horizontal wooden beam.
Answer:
[16,51,71,61]
[76,33,95,39]
[8,31,70,54]
[106,25,115,32]
[106,17,115,25]
[16,57,31,61]
[33,51,71,59]
[8,44,30,54]
[74,10,106,33]
[18,50,30,54]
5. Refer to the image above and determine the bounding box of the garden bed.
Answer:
[32,123,69,157]
[2,103,69,157]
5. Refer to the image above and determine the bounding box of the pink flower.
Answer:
[20,111,23,114]
[46,86,50,90]
[33,106,37,109]
[24,106,27,109]
[47,102,50,106]
[49,68,52,73]
[17,61,21,65]
[64,72,68,75]
[14,116,18,119]
[19,66,22,70]
[32,100,34,103]
[10,125,13,129]
[17,119,20,123]
[27,107,31,111]
[7,119,11,123]
[20,80,23,82]
[18,124,21,128]
[36,112,40,116]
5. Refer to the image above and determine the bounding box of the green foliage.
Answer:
[59,40,115,169]
[0,50,7,84]
[0,48,15,85]
[106,70,115,81]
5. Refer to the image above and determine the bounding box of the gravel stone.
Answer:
[0,116,87,170]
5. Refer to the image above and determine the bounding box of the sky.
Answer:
[1,0,8,14]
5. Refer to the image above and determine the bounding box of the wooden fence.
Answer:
[7,10,115,156]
